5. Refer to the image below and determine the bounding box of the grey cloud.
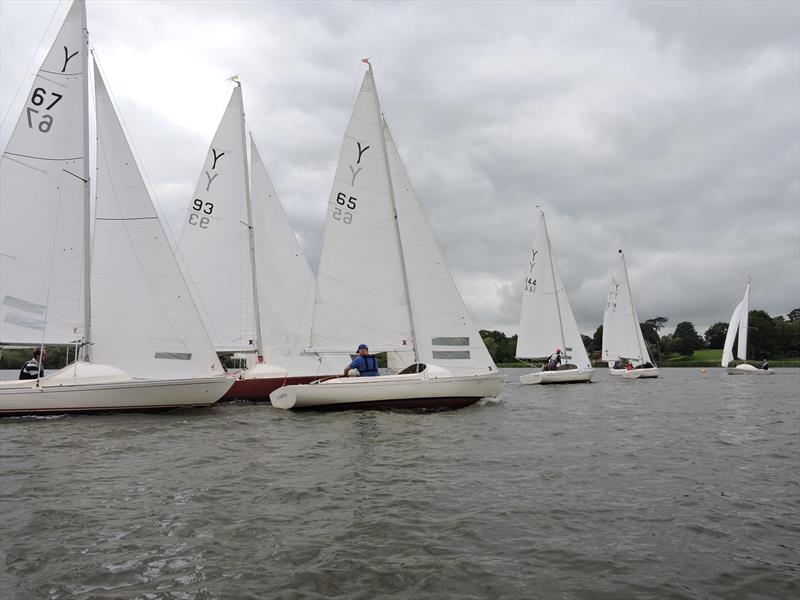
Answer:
[1,0,797,337]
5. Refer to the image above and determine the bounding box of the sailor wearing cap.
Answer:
[344,344,380,377]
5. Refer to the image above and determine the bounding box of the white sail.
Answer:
[721,282,750,367]
[92,65,222,378]
[516,213,590,369]
[176,86,253,352]
[249,139,338,374]
[310,68,413,354]
[385,120,496,375]
[602,251,653,365]
[0,0,88,345]
[601,277,618,364]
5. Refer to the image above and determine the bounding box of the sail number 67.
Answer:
[26,87,62,133]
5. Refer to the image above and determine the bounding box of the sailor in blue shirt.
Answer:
[344,344,380,377]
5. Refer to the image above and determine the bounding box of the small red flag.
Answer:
[361,58,371,65]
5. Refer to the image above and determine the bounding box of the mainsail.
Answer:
[601,251,653,365]
[516,213,591,369]
[92,66,222,378]
[176,86,253,352]
[310,65,496,375]
[0,0,88,345]
[721,282,750,367]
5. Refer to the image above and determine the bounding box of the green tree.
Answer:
[788,308,800,323]
[673,321,703,356]
[581,335,593,353]
[591,325,603,354]
[747,310,777,358]
[645,316,668,332]
[704,322,728,349]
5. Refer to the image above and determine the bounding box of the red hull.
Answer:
[223,375,335,402]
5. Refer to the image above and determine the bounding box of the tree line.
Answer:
[480,307,800,364]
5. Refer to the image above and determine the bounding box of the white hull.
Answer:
[0,363,233,415]
[609,367,659,378]
[520,368,593,385]
[726,364,775,375]
[270,366,502,410]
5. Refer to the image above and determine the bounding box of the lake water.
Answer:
[0,368,798,599]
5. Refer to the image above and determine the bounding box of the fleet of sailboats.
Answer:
[0,1,785,415]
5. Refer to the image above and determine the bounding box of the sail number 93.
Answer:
[333,192,357,225]
[188,199,214,229]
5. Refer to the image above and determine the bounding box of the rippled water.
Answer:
[1,368,798,599]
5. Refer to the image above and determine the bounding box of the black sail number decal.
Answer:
[188,198,214,229]
[26,87,62,133]
[332,191,357,225]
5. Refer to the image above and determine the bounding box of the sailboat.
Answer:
[722,281,774,375]
[176,82,338,400]
[516,212,593,384]
[601,250,659,378]
[0,1,232,415]
[269,63,502,410]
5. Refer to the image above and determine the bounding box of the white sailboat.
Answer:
[176,83,338,400]
[516,212,593,384]
[0,1,232,415]
[601,250,659,378]
[269,63,502,410]
[722,281,774,375]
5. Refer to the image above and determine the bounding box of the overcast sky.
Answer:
[2,0,798,336]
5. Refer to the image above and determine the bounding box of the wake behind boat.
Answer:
[270,63,502,410]
[0,1,232,415]
[516,212,593,385]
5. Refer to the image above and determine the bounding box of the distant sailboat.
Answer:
[0,1,232,415]
[516,212,593,384]
[176,82,338,400]
[601,250,659,378]
[269,63,502,410]
[722,281,774,375]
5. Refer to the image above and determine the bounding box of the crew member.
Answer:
[344,344,380,377]
[545,349,562,371]
[760,359,770,370]
[19,348,46,380]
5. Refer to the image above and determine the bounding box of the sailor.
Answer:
[546,349,562,371]
[344,344,380,377]
[19,348,46,380]
[760,359,770,370]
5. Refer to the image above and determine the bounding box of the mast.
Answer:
[619,249,646,363]
[742,277,751,361]
[81,0,92,361]
[238,84,264,361]
[542,212,567,361]
[371,64,419,363]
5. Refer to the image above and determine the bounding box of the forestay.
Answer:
[516,213,590,369]
[250,139,337,374]
[92,66,222,378]
[176,86,253,352]
[602,251,652,365]
[385,121,496,375]
[721,282,750,367]
[310,68,413,355]
[0,0,87,345]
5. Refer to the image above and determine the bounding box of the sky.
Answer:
[1,0,798,337]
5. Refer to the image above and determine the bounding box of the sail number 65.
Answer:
[333,192,357,225]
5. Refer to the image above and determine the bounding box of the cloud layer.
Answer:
[2,0,798,335]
